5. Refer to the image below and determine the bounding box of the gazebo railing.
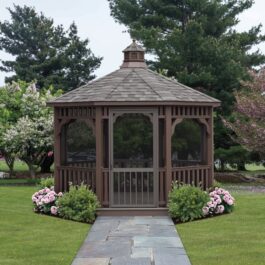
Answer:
[57,165,210,206]
[172,165,210,190]
[158,168,166,206]
[57,166,96,192]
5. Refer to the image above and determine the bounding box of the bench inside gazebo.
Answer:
[48,40,220,215]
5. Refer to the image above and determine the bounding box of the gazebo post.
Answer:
[207,108,214,187]
[54,108,61,193]
[165,106,172,200]
[95,107,103,204]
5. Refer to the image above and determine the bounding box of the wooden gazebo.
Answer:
[48,40,220,215]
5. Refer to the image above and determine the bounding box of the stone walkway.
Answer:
[72,216,191,265]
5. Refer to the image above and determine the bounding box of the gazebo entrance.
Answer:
[109,109,158,207]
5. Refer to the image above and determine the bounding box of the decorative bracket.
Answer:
[112,112,154,124]
[198,118,210,135]
[171,118,183,135]
[56,118,95,136]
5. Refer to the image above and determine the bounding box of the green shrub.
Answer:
[168,183,209,222]
[58,183,100,223]
[39,176,54,188]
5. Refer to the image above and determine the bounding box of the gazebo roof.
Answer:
[49,41,220,106]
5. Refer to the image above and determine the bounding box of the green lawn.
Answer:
[1,186,264,265]
[245,163,265,171]
[0,186,90,265]
[0,159,29,172]
[0,159,54,174]
[177,192,265,265]
[0,178,39,185]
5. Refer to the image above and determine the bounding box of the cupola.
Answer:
[121,39,147,68]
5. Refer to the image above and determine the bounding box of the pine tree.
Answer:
[108,0,265,148]
[0,5,102,91]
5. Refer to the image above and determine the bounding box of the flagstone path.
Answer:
[72,216,191,265]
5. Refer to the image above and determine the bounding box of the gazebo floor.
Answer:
[97,207,168,216]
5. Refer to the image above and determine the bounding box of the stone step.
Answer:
[97,208,169,216]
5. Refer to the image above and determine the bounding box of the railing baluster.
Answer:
[118,173,120,205]
[129,171,132,205]
[124,171,126,205]
[141,172,144,205]
[147,172,149,204]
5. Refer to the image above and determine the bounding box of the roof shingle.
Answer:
[49,67,220,105]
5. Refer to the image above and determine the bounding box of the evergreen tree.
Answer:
[0,5,102,91]
[108,0,265,149]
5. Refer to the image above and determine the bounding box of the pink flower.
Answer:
[51,206,58,215]
[209,191,216,196]
[58,192,63,197]
[202,207,209,215]
[217,189,222,195]
[47,151,53,157]
[43,197,50,204]
[218,205,225,213]
[227,199,234,206]
[49,195,55,202]
[223,195,230,203]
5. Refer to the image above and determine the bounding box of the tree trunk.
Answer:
[27,163,36,179]
[238,161,246,171]
[4,153,15,177]
[40,154,54,173]
[220,160,225,171]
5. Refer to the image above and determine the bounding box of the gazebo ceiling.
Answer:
[48,41,220,106]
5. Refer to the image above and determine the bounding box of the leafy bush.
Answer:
[168,183,209,222]
[39,177,54,188]
[203,187,235,216]
[57,183,100,223]
[32,187,62,215]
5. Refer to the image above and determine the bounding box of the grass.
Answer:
[245,163,265,171]
[0,186,90,265]
[0,178,39,185]
[0,159,54,174]
[177,192,265,265]
[0,159,29,172]
[222,163,265,174]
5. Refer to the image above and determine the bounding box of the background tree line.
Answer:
[0,5,102,176]
[0,2,264,177]
[108,0,265,169]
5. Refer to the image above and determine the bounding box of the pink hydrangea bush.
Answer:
[32,186,63,216]
[202,187,235,216]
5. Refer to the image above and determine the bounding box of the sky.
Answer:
[0,0,265,86]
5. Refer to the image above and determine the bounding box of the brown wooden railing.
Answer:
[159,168,166,206]
[110,169,155,207]
[57,165,211,206]
[172,165,210,190]
[102,168,109,207]
[58,166,96,192]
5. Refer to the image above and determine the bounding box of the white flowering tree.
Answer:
[0,82,61,177]
[3,116,53,178]
[0,81,26,175]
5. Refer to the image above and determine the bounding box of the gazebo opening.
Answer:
[48,40,220,214]
[64,120,96,165]
[172,119,204,167]
[113,113,153,168]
